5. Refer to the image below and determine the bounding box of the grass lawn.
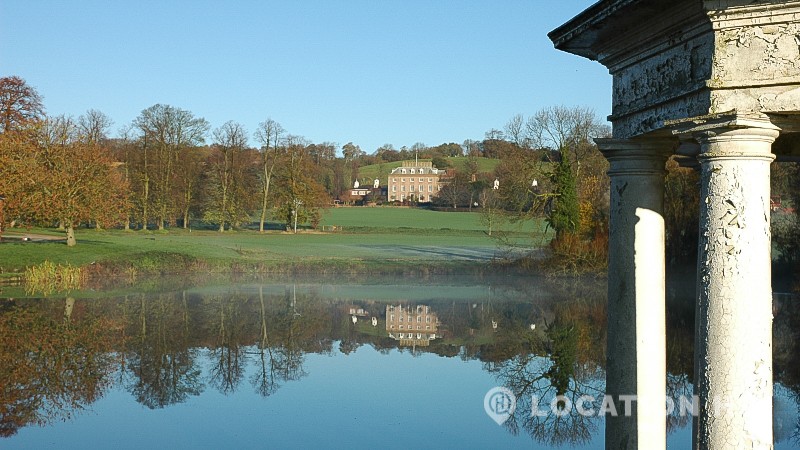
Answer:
[321,206,544,233]
[0,208,550,275]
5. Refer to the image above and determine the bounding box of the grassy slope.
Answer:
[1,208,549,274]
[357,157,500,184]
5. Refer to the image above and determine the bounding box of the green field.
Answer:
[357,157,500,185]
[321,206,542,232]
[0,208,549,276]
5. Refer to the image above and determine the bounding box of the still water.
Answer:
[2,275,799,449]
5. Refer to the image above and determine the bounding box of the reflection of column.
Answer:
[689,122,778,450]
[595,138,672,450]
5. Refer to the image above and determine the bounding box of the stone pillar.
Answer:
[690,123,778,450]
[596,138,672,450]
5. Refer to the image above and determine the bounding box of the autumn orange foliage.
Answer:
[0,125,129,244]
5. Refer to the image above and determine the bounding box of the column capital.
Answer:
[594,138,676,176]
[666,112,780,163]
[667,111,780,137]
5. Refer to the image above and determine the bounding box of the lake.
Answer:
[2,274,798,449]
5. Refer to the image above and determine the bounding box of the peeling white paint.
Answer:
[694,126,776,450]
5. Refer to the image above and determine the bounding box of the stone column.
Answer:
[689,121,778,450]
[596,138,673,450]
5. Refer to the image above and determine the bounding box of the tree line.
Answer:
[3,76,608,246]
[3,74,796,273]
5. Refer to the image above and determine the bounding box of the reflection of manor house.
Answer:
[385,305,439,347]
[346,306,369,317]
[387,161,445,203]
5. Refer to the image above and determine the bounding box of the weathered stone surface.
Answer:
[611,90,711,139]
[551,2,799,449]
[610,35,713,130]
[691,125,777,450]
[551,0,800,138]
[711,22,800,87]
[596,138,674,450]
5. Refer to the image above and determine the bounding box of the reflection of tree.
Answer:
[126,294,203,408]
[249,285,329,397]
[485,320,604,447]
[0,304,118,436]
[665,373,693,434]
[273,287,308,383]
[338,312,363,355]
[773,294,800,446]
[209,294,247,395]
[251,286,281,396]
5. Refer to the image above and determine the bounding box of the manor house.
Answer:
[387,161,445,203]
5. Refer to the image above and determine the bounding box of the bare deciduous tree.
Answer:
[504,113,526,148]
[133,104,209,230]
[78,109,113,145]
[254,118,285,233]
[525,105,609,179]
[207,121,250,232]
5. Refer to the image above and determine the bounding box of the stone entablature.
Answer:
[549,0,800,139]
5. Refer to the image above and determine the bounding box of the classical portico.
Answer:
[550,1,800,449]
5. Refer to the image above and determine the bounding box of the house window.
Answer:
[391,314,395,320]
[417,316,422,322]
[426,326,430,330]
[401,178,405,182]
[392,186,396,192]
[401,186,405,192]
[399,316,403,322]
[410,186,414,192]
[400,333,404,338]
[426,316,431,323]
[428,178,432,182]
[399,325,403,330]
[419,178,424,182]
[410,169,415,174]
[401,169,406,174]
[428,185,432,192]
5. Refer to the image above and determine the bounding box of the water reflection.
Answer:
[483,286,607,446]
[1,277,799,448]
[0,300,118,436]
[386,304,439,347]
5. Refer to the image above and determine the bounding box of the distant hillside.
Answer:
[356,157,499,185]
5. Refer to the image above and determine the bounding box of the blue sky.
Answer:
[0,1,608,153]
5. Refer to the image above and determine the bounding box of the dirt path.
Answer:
[1,232,65,242]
